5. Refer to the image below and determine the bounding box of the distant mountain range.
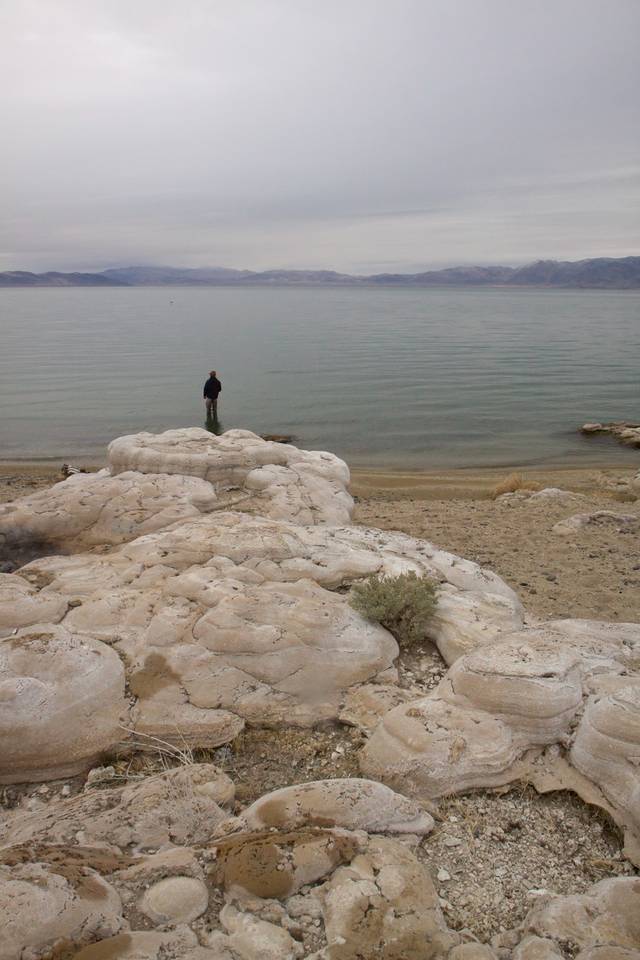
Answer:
[1,256,640,288]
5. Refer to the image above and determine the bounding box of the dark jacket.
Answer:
[203,376,222,399]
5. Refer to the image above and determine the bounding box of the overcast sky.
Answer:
[1,0,639,273]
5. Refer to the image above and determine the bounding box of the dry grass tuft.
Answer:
[492,472,541,499]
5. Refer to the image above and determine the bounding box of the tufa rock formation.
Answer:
[0,427,638,959]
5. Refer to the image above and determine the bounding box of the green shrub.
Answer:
[349,570,438,648]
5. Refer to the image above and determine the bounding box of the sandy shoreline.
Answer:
[351,462,639,499]
[1,457,637,498]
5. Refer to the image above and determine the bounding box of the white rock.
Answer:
[140,875,209,924]
[360,621,640,862]
[235,778,434,835]
[571,685,640,844]
[108,427,353,526]
[516,877,640,951]
[528,488,584,502]
[3,764,235,849]
[0,574,68,637]
[552,511,638,536]
[0,860,123,960]
[220,903,298,960]
[0,625,126,783]
[0,469,219,550]
[316,836,455,960]
[71,929,213,960]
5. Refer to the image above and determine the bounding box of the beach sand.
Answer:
[352,462,640,623]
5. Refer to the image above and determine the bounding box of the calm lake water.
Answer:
[1,285,639,469]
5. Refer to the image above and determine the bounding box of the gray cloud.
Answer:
[1,0,639,272]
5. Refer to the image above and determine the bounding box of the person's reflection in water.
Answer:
[205,411,224,435]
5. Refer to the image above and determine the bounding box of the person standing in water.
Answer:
[203,370,222,418]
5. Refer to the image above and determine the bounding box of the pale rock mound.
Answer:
[207,827,456,958]
[0,854,124,960]
[1,427,639,955]
[218,902,301,960]
[361,620,640,861]
[227,778,434,835]
[0,505,522,779]
[581,421,640,449]
[108,428,354,525]
[71,929,219,960]
[571,686,640,850]
[312,835,456,960]
[1,764,235,850]
[500,877,640,953]
[210,826,364,900]
[0,427,355,563]
[139,875,209,923]
[0,625,126,783]
[0,469,219,553]
[528,487,586,503]
[0,572,68,636]
[552,510,639,535]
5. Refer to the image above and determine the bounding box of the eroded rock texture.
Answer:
[0,625,126,783]
[0,428,638,958]
[1,764,235,850]
[361,620,640,862]
[581,421,640,449]
[0,478,522,780]
[226,778,435,836]
[0,768,638,960]
[108,427,354,525]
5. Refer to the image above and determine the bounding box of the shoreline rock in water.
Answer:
[0,427,638,959]
[581,420,640,449]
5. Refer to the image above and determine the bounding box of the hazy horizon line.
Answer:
[4,252,640,278]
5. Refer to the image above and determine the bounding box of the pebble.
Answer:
[85,765,116,787]
[438,868,451,882]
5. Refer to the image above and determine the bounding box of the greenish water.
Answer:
[1,285,639,468]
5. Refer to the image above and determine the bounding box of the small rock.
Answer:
[85,765,116,787]
[139,876,209,924]
[443,836,463,848]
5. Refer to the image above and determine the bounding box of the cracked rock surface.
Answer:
[0,428,638,959]
[0,488,523,779]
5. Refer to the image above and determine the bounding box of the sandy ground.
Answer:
[0,462,100,503]
[1,456,639,939]
[352,463,640,623]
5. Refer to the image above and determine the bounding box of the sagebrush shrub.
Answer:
[349,571,438,648]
